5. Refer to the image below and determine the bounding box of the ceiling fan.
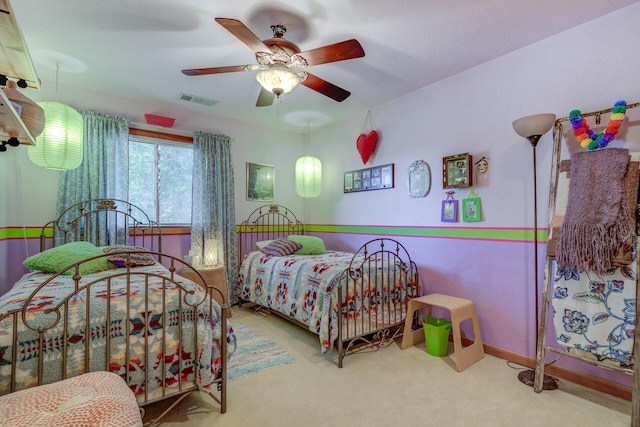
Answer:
[182,18,365,107]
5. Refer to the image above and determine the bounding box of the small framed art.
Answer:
[443,153,473,189]
[246,162,275,201]
[441,200,458,222]
[462,197,481,222]
[407,160,431,198]
[344,173,353,191]
[344,163,394,193]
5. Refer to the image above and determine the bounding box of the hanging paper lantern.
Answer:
[28,101,83,171]
[295,156,322,198]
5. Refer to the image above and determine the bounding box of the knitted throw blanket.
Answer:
[555,148,633,274]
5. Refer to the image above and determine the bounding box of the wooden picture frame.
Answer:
[441,200,458,222]
[344,163,394,193]
[462,197,481,222]
[443,153,473,189]
[246,162,275,201]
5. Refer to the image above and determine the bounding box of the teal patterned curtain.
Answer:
[191,131,238,305]
[56,111,130,244]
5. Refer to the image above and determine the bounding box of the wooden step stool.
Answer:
[401,293,484,371]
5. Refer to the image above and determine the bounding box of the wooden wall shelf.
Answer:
[0,0,40,89]
[0,0,39,147]
[0,90,35,145]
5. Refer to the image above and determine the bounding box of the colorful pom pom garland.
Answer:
[569,100,627,150]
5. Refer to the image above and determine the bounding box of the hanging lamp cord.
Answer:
[55,62,60,102]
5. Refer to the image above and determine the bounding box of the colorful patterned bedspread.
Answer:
[0,264,237,397]
[238,250,415,353]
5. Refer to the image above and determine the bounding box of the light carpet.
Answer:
[145,309,632,426]
[228,322,294,381]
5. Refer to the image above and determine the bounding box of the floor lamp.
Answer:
[512,113,559,390]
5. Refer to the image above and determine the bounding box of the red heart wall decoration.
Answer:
[356,130,378,164]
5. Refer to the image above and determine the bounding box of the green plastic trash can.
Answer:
[421,315,452,357]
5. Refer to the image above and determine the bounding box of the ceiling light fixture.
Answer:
[28,62,84,171]
[255,63,301,97]
[295,121,322,198]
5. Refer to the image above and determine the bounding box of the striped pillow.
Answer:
[259,238,303,257]
[103,245,156,267]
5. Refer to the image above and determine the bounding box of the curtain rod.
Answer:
[130,121,193,137]
[556,101,640,123]
[129,121,236,143]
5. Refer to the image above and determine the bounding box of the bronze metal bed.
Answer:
[237,204,420,367]
[0,199,233,423]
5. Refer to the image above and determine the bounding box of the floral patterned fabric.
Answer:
[56,112,130,247]
[238,250,417,353]
[0,264,236,397]
[552,256,636,365]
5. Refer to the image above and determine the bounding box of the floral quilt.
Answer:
[552,258,636,366]
[238,250,416,353]
[0,264,237,397]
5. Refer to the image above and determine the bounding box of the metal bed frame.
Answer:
[237,204,420,367]
[0,199,230,422]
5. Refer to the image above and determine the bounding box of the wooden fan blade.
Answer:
[182,65,249,76]
[256,87,275,107]
[215,18,271,53]
[301,73,351,102]
[295,39,365,67]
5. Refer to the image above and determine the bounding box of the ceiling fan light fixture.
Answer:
[255,64,301,96]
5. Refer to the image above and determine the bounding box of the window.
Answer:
[129,132,193,225]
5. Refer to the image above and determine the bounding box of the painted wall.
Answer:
[2,2,640,390]
[302,2,640,388]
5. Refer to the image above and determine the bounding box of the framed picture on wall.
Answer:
[462,197,481,222]
[344,172,353,191]
[407,160,431,198]
[441,200,458,222]
[344,163,394,193]
[442,153,473,189]
[246,162,275,201]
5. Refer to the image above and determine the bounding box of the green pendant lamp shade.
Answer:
[295,155,322,198]
[28,101,83,171]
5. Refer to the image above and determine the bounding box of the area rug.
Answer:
[228,323,294,381]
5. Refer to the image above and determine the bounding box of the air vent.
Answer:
[178,93,219,107]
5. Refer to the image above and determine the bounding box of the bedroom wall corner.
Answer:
[0,147,59,294]
[0,148,11,293]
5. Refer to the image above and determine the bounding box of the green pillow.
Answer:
[287,235,326,255]
[23,241,116,275]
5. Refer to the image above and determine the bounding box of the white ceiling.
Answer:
[9,0,639,132]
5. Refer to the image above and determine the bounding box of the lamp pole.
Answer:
[512,113,558,390]
[530,135,540,367]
